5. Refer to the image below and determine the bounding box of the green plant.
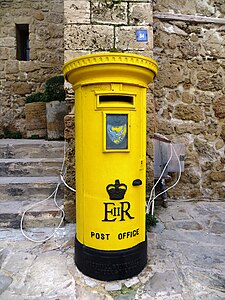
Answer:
[146,213,158,231]
[3,128,22,139]
[44,75,66,102]
[25,92,46,104]
[25,75,66,104]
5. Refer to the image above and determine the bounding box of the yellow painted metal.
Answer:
[63,53,158,251]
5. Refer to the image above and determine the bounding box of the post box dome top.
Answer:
[63,52,158,88]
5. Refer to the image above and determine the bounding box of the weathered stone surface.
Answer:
[91,0,127,24]
[213,96,225,118]
[0,47,9,60]
[208,171,225,182]
[3,251,36,274]
[197,72,223,91]
[155,62,184,88]
[145,270,182,296]
[0,37,15,47]
[12,82,32,95]
[194,138,215,159]
[124,276,140,288]
[64,0,90,24]
[174,104,204,122]
[64,124,75,222]
[65,25,114,50]
[0,274,13,295]
[181,90,193,104]
[166,0,224,16]
[175,122,205,134]
[166,220,203,231]
[46,101,67,140]
[221,124,225,141]
[0,249,8,268]
[129,3,152,25]
[64,199,76,223]
[19,61,40,72]
[33,11,45,21]
[5,61,19,74]
[64,50,91,63]
[64,114,74,140]
[47,12,64,24]
[215,139,224,150]
[210,221,225,234]
[25,102,47,138]
[156,119,174,135]
[24,252,71,295]
[105,282,122,291]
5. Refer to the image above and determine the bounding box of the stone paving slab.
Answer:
[0,200,225,300]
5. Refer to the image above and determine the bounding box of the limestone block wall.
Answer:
[64,0,155,222]
[0,0,64,136]
[64,0,153,61]
[153,0,225,199]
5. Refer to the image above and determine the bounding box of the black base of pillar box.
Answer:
[75,236,147,281]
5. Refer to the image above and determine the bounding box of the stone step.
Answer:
[0,139,65,159]
[0,158,63,177]
[0,199,64,229]
[0,139,66,229]
[0,176,64,201]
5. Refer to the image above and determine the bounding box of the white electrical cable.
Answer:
[146,142,173,214]
[147,138,182,215]
[59,141,76,192]
[20,181,65,243]
[151,185,155,216]
[60,173,76,192]
[20,141,75,243]
[153,144,182,201]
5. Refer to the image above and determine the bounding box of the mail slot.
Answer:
[63,52,158,281]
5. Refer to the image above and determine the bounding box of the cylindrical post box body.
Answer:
[63,53,158,281]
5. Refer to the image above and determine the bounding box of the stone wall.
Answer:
[0,0,64,137]
[64,0,155,222]
[153,0,225,199]
[64,0,225,223]
[64,0,153,61]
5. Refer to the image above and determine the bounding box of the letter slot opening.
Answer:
[98,95,134,108]
[100,95,133,104]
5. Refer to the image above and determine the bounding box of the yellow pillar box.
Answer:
[63,53,158,281]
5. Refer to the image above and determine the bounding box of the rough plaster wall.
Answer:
[153,0,225,199]
[0,0,64,136]
[64,0,154,222]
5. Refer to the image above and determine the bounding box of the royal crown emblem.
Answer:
[106,179,127,200]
